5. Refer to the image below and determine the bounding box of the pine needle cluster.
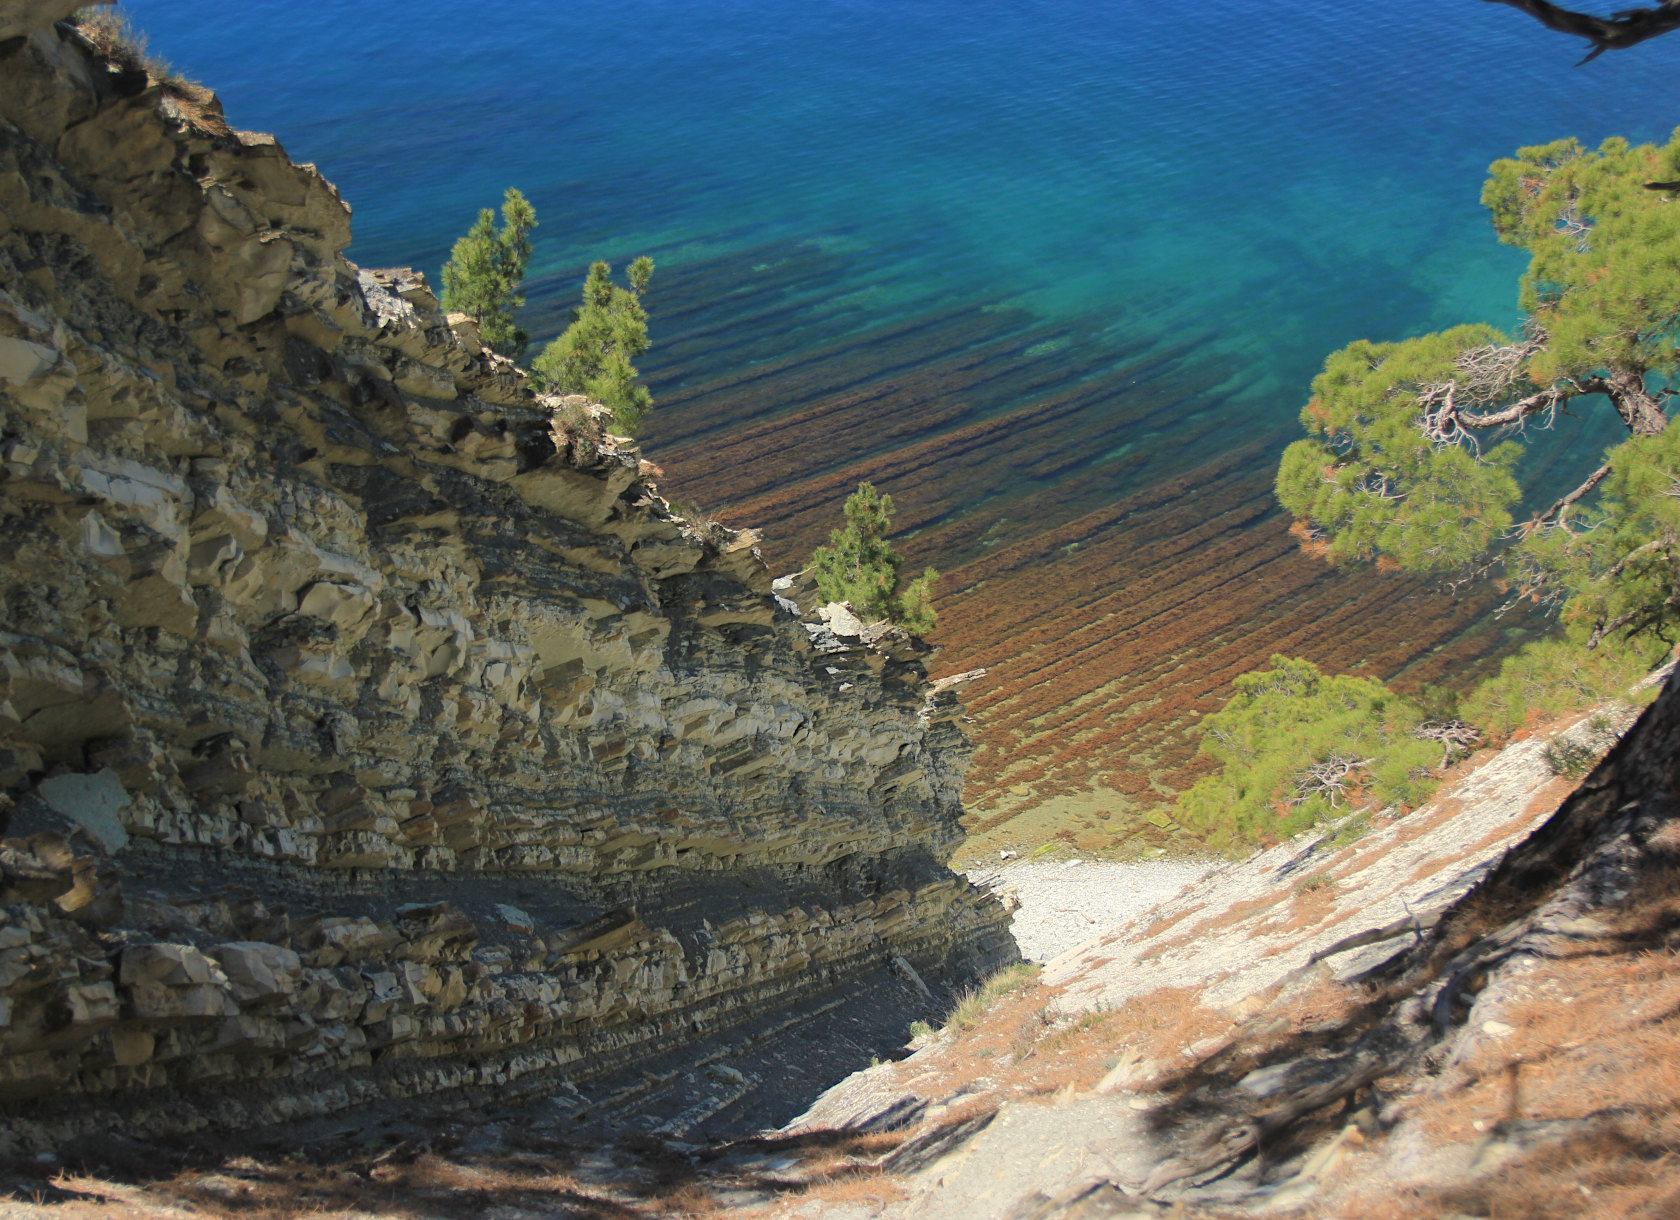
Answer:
[440,188,536,359]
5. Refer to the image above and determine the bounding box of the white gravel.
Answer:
[968,857,1215,964]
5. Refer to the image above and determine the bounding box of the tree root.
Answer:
[1138,1050,1399,1195]
[1268,908,1442,995]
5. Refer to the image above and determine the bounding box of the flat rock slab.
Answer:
[37,769,130,853]
[889,1095,1157,1220]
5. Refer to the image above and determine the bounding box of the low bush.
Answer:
[73,6,187,87]
[944,963,1040,1031]
[1460,635,1663,740]
[1173,655,1441,852]
[1543,737,1599,778]
[1293,871,1336,895]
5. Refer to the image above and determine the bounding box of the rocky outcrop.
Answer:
[0,7,1013,1152]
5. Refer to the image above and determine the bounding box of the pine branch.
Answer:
[1527,461,1612,531]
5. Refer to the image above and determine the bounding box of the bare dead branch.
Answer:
[1528,461,1612,532]
[1453,384,1571,429]
[1414,719,1483,769]
[1416,380,1570,453]
[1290,754,1374,808]
[1605,537,1666,580]
[1453,334,1547,404]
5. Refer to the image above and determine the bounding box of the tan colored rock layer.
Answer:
[0,15,1013,1152]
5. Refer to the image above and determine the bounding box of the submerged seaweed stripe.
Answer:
[635,244,1542,853]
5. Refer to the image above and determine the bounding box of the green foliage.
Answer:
[529,258,655,435]
[1173,656,1442,853]
[1520,423,1680,650]
[1279,130,1680,659]
[1276,326,1523,571]
[1459,635,1663,738]
[440,188,536,359]
[1327,813,1372,849]
[810,483,940,633]
[1481,135,1680,382]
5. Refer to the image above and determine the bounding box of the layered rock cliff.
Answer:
[0,5,1013,1153]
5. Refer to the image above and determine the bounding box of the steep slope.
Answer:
[0,6,1012,1155]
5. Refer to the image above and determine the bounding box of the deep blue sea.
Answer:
[127,0,1680,545]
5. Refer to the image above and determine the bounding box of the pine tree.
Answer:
[810,483,939,634]
[529,258,655,435]
[1277,131,1680,652]
[440,188,536,358]
[1173,656,1442,851]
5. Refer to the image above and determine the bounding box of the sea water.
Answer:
[126,0,1680,533]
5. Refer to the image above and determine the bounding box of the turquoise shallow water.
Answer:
[127,0,1680,530]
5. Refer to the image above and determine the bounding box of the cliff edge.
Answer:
[0,5,1013,1154]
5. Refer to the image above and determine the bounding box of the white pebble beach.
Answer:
[968,857,1216,964]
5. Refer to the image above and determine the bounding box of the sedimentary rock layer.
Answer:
[0,9,1012,1152]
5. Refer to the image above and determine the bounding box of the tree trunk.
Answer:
[1602,370,1668,437]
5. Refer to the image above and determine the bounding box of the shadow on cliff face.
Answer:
[1,1097,920,1218]
[0,953,968,1216]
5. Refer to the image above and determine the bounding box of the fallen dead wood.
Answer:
[1267,907,1444,996]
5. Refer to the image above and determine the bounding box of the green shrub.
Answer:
[1460,636,1662,739]
[1294,871,1336,895]
[1173,655,1441,853]
[1543,737,1599,778]
[440,188,536,359]
[1328,813,1372,848]
[810,482,939,633]
[529,258,656,435]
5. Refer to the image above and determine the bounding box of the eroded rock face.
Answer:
[0,15,1013,1151]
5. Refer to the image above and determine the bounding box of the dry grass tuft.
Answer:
[72,7,192,90]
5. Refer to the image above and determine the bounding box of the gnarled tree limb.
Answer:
[1484,0,1680,63]
[1529,461,1612,531]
